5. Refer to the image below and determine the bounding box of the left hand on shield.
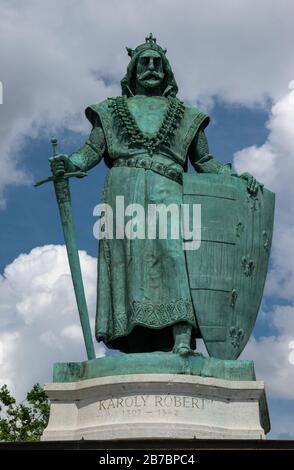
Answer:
[237,172,263,195]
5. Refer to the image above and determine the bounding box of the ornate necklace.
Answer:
[109,95,185,156]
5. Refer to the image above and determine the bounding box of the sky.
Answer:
[0,0,294,439]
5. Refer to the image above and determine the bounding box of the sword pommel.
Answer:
[51,136,58,157]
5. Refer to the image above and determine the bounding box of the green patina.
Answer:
[53,354,255,383]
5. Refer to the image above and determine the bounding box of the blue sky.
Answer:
[0,0,294,440]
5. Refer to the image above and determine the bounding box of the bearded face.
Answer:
[135,49,165,91]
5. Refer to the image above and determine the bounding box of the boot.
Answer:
[172,322,194,356]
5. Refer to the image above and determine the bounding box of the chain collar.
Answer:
[109,96,185,156]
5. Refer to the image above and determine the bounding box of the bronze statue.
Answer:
[47,34,274,359]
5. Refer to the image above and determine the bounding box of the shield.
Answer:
[183,173,275,360]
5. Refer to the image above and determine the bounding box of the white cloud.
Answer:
[0,245,105,400]
[241,305,294,400]
[1,0,294,205]
[61,324,84,342]
[234,84,294,299]
[0,332,20,392]
[234,84,294,403]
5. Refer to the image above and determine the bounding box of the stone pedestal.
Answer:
[42,372,270,441]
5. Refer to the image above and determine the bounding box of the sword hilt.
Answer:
[34,171,88,187]
[34,135,88,187]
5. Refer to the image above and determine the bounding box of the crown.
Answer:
[126,33,167,58]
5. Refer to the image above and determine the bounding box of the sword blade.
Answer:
[54,177,95,360]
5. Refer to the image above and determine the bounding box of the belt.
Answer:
[113,157,183,184]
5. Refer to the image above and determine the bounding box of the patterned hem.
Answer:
[97,298,196,341]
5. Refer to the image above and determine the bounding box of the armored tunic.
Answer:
[85,95,210,352]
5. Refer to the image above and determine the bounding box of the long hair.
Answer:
[121,50,179,97]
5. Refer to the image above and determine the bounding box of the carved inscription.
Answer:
[97,394,211,418]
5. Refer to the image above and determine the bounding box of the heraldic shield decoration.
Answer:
[183,173,275,360]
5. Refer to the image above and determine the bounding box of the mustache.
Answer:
[137,70,164,81]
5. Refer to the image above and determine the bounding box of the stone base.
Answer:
[42,373,270,441]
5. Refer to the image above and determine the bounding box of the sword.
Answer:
[34,137,96,360]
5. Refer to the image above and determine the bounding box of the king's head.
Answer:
[121,34,178,98]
